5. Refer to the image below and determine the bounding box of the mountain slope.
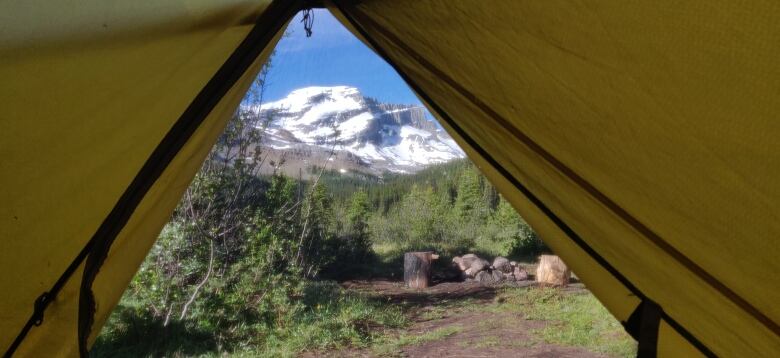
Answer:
[245,86,464,175]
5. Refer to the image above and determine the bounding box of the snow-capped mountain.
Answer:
[245,86,464,174]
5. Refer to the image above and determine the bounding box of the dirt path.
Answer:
[303,280,609,358]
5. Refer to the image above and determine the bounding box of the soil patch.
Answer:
[302,279,603,357]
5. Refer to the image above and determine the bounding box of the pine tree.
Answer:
[490,196,545,257]
[454,165,483,219]
[346,190,371,261]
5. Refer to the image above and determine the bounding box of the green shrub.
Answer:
[95,281,406,357]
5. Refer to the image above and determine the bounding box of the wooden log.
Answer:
[536,255,571,287]
[404,251,436,288]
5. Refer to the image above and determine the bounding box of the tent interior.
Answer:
[1,0,778,356]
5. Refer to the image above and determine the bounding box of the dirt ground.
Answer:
[302,279,608,358]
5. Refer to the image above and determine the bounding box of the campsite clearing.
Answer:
[302,280,636,358]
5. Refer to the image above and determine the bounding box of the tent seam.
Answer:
[74,1,302,355]
[332,0,778,342]
[328,1,718,356]
[1,2,301,357]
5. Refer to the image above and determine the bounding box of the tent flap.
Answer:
[329,0,780,356]
[2,0,779,356]
[0,0,297,355]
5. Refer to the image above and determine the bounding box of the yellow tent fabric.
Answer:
[1,0,778,356]
[0,0,297,356]
[328,1,780,356]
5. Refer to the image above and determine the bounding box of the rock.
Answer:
[510,261,518,267]
[452,256,470,271]
[513,266,529,281]
[452,256,461,268]
[460,254,479,268]
[493,257,511,273]
[503,272,517,281]
[470,258,490,272]
[464,267,479,278]
[474,270,504,284]
[474,270,491,283]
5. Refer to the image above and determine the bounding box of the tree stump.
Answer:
[536,255,571,287]
[404,251,437,288]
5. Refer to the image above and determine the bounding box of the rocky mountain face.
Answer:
[244,86,464,175]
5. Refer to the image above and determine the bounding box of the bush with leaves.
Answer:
[103,59,359,351]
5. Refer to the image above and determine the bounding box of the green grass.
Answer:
[417,305,451,321]
[367,283,634,358]
[402,286,635,358]
[95,279,635,358]
[95,237,488,357]
[491,287,636,357]
[246,289,408,358]
[472,236,510,258]
[372,325,462,356]
[93,281,408,358]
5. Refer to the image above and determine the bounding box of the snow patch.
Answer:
[247,86,465,173]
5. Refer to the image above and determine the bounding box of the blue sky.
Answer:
[258,9,422,106]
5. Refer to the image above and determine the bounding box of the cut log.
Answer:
[404,251,435,288]
[535,255,570,287]
[493,256,511,273]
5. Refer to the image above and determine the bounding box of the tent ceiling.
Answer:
[1,0,778,356]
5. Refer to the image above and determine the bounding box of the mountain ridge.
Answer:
[243,86,464,175]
